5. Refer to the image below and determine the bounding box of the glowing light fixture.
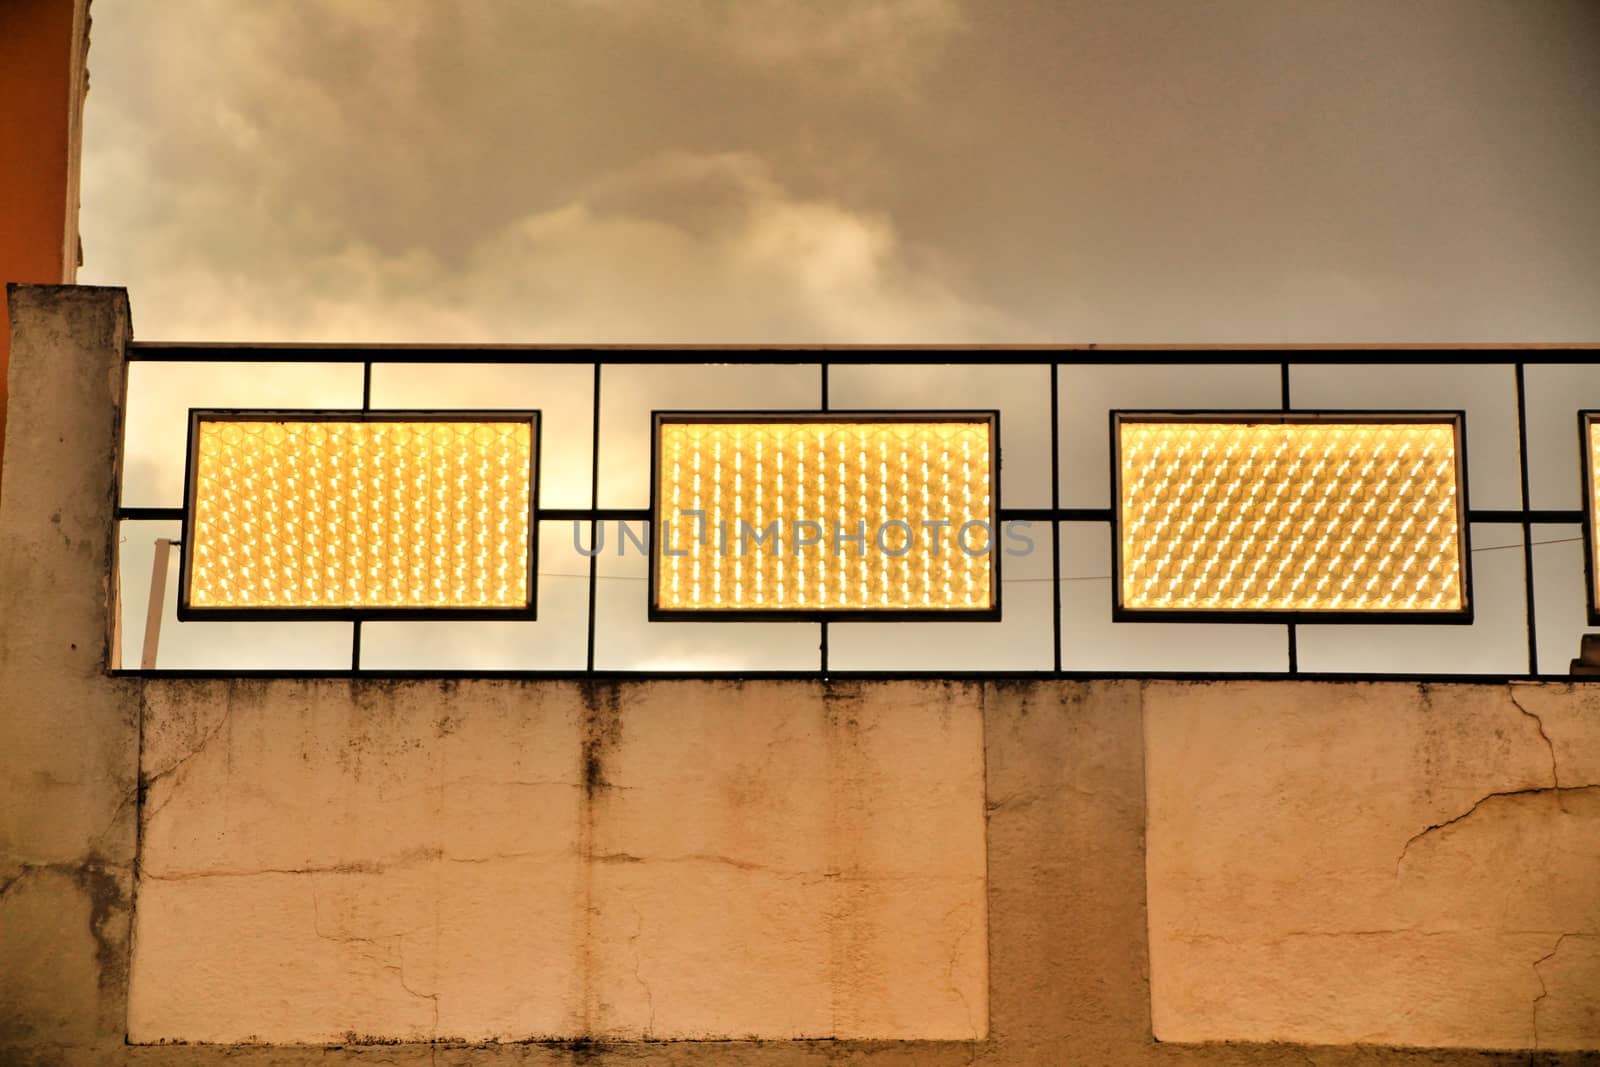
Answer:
[1581,412,1600,625]
[180,411,538,617]
[1113,413,1469,619]
[650,413,1000,619]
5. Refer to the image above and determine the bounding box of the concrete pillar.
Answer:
[0,284,136,1062]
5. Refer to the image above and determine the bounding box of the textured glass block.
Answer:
[186,417,535,611]
[1116,417,1466,613]
[1587,414,1600,616]
[653,416,997,614]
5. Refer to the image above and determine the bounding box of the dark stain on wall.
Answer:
[72,855,129,1034]
[579,680,623,796]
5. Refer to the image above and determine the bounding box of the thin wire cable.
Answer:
[133,535,1588,587]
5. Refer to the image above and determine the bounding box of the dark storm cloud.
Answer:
[80,0,1600,343]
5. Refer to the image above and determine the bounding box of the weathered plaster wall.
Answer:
[1,285,136,1060]
[3,286,1599,1064]
[1145,681,1600,1051]
[129,677,988,1043]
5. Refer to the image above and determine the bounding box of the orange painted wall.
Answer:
[0,0,86,496]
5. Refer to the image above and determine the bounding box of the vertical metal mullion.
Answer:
[587,361,601,674]
[819,360,829,677]
[352,360,372,671]
[1515,362,1539,675]
[1051,361,1063,673]
[1282,361,1297,675]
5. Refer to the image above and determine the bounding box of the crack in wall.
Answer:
[140,844,582,882]
[0,868,26,900]
[143,849,445,881]
[1527,931,1600,1051]
[393,934,442,1044]
[139,846,985,887]
[628,905,654,1038]
[1395,686,1599,872]
[310,885,441,1043]
[1530,932,1565,1050]
[139,697,236,827]
[942,898,980,1041]
[1509,686,1565,800]
[1395,785,1600,871]
[1170,927,1594,945]
[592,851,985,886]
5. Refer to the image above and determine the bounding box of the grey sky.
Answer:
[80,0,1600,344]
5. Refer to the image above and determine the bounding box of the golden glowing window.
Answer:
[1583,413,1600,624]
[181,412,538,617]
[1114,414,1468,617]
[650,413,999,618]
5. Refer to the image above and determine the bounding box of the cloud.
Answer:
[78,0,1600,347]
[79,1,1004,343]
[569,0,967,92]
[107,150,1011,343]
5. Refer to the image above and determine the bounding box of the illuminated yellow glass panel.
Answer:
[1118,419,1465,612]
[1588,417,1600,611]
[188,419,534,610]
[654,418,995,612]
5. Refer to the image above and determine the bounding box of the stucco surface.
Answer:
[129,677,987,1043]
[1145,680,1600,1051]
[1,285,135,1062]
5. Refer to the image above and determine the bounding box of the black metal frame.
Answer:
[125,343,1600,366]
[106,345,1600,679]
[1580,411,1600,627]
[177,408,542,622]
[646,410,1003,622]
[1108,410,1473,624]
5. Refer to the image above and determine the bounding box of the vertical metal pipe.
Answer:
[140,538,173,670]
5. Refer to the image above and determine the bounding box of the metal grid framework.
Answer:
[648,411,1002,622]
[178,409,542,622]
[112,344,1600,681]
[1110,411,1471,624]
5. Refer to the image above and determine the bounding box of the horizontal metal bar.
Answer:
[105,668,1600,683]
[177,607,535,622]
[126,342,1600,366]
[116,507,183,521]
[116,506,656,523]
[541,508,649,522]
[1468,509,1583,524]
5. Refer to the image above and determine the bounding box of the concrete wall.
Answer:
[129,678,989,1044]
[3,285,1598,1064]
[1145,681,1600,1050]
